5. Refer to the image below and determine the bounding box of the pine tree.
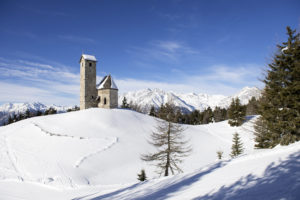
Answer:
[157,103,176,122]
[141,118,191,176]
[121,97,129,108]
[213,107,227,122]
[217,150,223,160]
[25,109,30,119]
[246,97,259,116]
[202,107,213,124]
[149,105,156,117]
[137,169,147,181]
[255,26,300,147]
[228,98,246,126]
[190,110,201,125]
[8,115,13,124]
[230,132,244,158]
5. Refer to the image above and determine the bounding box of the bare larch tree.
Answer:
[141,119,191,176]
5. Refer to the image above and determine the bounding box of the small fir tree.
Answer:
[149,105,156,117]
[217,150,223,160]
[121,97,130,108]
[228,98,246,126]
[137,169,147,181]
[246,97,259,116]
[202,107,213,124]
[230,132,244,158]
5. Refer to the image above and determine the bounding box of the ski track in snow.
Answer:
[32,123,88,140]
[4,136,26,181]
[74,137,118,168]
[32,123,119,169]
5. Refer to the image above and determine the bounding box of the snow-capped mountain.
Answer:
[119,86,261,113]
[0,102,71,125]
[0,87,261,126]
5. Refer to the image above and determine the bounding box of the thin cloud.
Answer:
[58,35,96,44]
[0,56,263,106]
[115,63,263,95]
[127,40,199,63]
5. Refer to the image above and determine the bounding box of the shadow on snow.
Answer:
[74,151,300,200]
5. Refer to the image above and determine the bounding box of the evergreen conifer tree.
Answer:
[246,97,259,116]
[8,115,13,124]
[149,105,156,117]
[228,98,246,126]
[202,107,213,124]
[121,97,129,108]
[230,132,244,158]
[137,169,147,181]
[217,150,223,160]
[255,26,300,147]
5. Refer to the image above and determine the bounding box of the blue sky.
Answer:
[0,0,299,106]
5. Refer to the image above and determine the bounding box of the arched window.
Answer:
[104,97,107,105]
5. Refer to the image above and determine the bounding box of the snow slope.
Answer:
[79,142,300,200]
[0,108,298,200]
[119,87,261,113]
[0,108,256,187]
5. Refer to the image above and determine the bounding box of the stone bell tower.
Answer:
[80,54,97,110]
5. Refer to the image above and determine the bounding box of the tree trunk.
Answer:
[164,122,171,176]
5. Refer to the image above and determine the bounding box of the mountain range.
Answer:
[0,86,261,125]
[119,86,261,113]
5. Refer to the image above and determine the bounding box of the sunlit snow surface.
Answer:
[0,108,299,200]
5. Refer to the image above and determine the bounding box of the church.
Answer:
[79,54,118,110]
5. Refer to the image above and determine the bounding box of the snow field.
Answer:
[0,108,298,199]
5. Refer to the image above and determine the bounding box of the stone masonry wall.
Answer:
[80,58,97,110]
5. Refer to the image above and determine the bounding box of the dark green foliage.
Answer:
[228,98,246,126]
[217,150,223,160]
[36,110,42,116]
[137,169,147,181]
[189,110,201,125]
[149,105,156,117]
[246,97,259,115]
[44,107,57,115]
[157,103,176,122]
[213,107,227,122]
[8,115,13,124]
[121,97,130,108]
[230,132,244,158]
[67,106,80,112]
[202,107,214,124]
[255,26,300,148]
[25,109,30,119]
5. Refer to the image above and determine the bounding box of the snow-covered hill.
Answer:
[0,102,71,125]
[0,108,298,200]
[0,108,256,187]
[119,86,261,113]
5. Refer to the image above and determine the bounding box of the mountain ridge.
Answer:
[119,86,261,113]
[0,86,261,125]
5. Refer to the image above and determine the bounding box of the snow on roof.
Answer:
[97,75,118,90]
[81,54,97,62]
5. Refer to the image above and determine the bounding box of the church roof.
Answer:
[80,54,97,62]
[97,75,118,90]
